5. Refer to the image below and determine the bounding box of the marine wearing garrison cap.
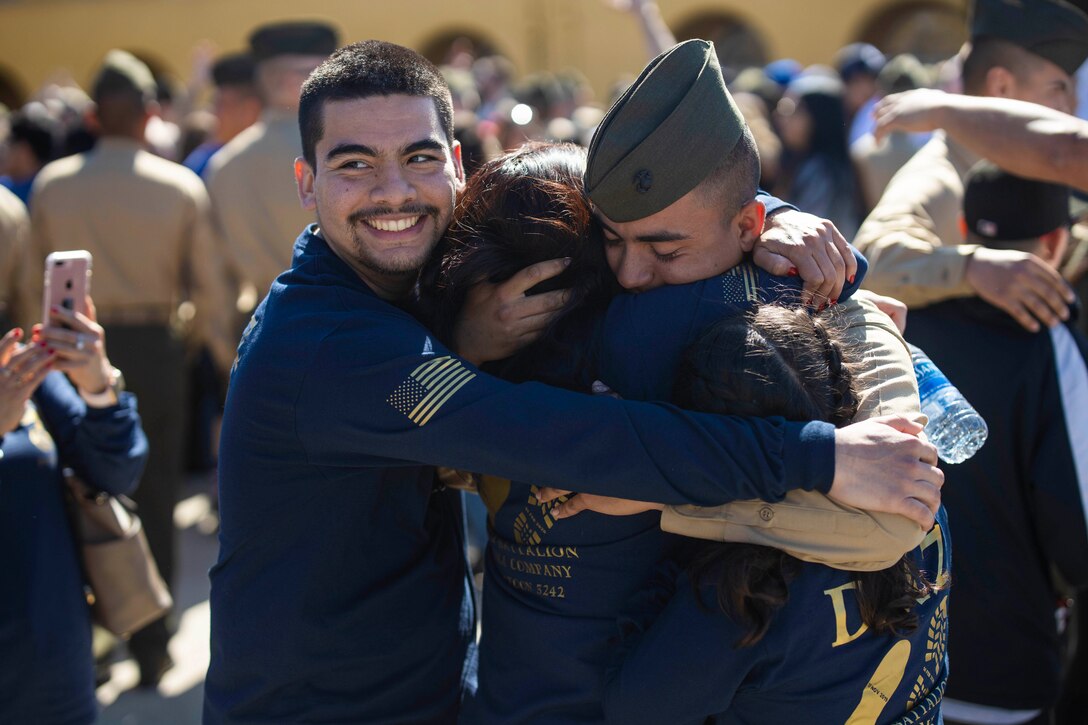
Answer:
[584,39,747,222]
[854,0,1088,311]
[205,19,339,350]
[249,20,339,62]
[92,49,157,102]
[972,0,1088,74]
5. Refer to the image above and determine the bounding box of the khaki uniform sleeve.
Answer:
[660,296,925,571]
[184,182,237,377]
[0,192,34,331]
[22,185,56,331]
[852,135,979,308]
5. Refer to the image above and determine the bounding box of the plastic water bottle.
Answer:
[908,343,988,464]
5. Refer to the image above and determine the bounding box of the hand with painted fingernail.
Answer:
[0,328,54,434]
[41,296,113,395]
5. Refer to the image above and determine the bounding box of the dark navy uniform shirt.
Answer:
[206,228,838,724]
[0,373,147,724]
[464,258,865,723]
[603,508,951,725]
[908,298,1088,712]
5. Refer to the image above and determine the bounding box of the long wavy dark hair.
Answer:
[418,141,617,388]
[674,305,944,647]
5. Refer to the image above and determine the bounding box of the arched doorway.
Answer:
[672,12,769,77]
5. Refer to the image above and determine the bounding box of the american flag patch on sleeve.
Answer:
[721,262,761,304]
[387,356,477,426]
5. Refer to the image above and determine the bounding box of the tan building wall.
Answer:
[0,0,967,105]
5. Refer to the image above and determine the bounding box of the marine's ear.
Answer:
[736,199,767,253]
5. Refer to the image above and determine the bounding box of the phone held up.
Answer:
[43,250,92,330]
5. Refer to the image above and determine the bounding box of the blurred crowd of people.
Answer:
[2,0,1088,723]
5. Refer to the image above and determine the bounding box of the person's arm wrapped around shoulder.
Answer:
[660,294,925,570]
[852,136,980,308]
[33,371,148,497]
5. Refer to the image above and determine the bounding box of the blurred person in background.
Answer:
[851,53,933,211]
[906,163,1087,725]
[144,75,182,161]
[205,21,337,338]
[178,109,216,167]
[0,299,147,724]
[774,73,864,239]
[472,54,515,119]
[731,89,783,190]
[27,49,231,686]
[854,0,1087,333]
[835,42,887,145]
[0,186,31,332]
[40,84,97,159]
[0,102,60,206]
[183,52,261,179]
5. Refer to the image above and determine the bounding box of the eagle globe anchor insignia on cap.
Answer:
[584,39,746,222]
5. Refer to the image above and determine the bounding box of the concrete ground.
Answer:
[95,478,219,724]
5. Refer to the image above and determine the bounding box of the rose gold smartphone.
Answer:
[43,250,92,328]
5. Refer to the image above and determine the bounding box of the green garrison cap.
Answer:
[972,0,1088,75]
[249,21,339,62]
[91,49,156,103]
[585,39,746,222]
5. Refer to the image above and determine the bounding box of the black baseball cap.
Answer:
[964,160,1072,241]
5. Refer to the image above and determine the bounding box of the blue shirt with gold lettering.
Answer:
[603,507,950,725]
[464,259,865,723]
[205,228,838,724]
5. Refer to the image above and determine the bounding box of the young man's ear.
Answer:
[1038,227,1070,268]
[451,141,466,188]
[958,215,968,242]
[984,66,1017,99]
[737,199,767,252]
[295,157,316,211]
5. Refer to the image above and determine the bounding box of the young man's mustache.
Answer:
[348,205,439,225]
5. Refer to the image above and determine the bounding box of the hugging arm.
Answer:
[660,295,931,568]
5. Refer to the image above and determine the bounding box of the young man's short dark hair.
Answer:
[696,126,762,220]
[298,40,455,167]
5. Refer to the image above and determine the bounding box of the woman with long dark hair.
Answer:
[774,74,865,239]
[603,305,950,724]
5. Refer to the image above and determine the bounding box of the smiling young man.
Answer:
[205,40,943,724]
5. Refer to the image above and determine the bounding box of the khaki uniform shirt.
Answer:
[205,110,314,310]
[661,295,926,570]
[850,132,922,212]
[0,186,32,329]
[853,132,982,307]
[29,137,234,372]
